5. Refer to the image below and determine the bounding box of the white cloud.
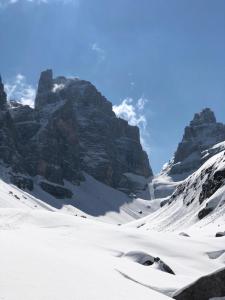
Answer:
[91,43,106,62]
[5,74,36,108]
[113,98,146,127]
[113,97,150,153]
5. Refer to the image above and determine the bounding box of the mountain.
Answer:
[151,108,225,200]
[0,70,152,204]
[163,108,225,180]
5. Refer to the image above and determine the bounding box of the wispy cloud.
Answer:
[0,0,45,6]
[91,43,106,62]
[5,74,36,107]
[0,0,79,8]
[113,97,150,152]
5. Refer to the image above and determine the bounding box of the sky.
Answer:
[0,0,225,173]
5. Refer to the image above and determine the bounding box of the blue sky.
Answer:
[0,0,225,173]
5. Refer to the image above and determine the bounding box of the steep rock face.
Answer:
[0,110,21,168]
[163,108,225,180]
[0,76,7,110]
[1,70,152,196]
[33,70,152,192]
[0,78,23,171]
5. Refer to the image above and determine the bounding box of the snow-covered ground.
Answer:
[0,148,225,299]
[0,208,224,300]
[0,167,155,224]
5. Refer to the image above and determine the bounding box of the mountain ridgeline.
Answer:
[0,70,152,197]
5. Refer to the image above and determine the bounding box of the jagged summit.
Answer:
[190,108,216,126]
[35,69,105,111]
[162,107,225,180]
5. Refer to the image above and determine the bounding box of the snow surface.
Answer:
[0,208,224,300]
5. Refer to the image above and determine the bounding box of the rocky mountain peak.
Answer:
[190,108,216,126]
[162,108,225,181]
[34,70,112,114]
[0,75,7,110]
[37,69,53,93]
[35,69,54,109]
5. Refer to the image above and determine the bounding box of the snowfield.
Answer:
[0,208,225,300]
[0,150,225,299]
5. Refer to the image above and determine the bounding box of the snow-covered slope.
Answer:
[151,141,225,203]
[129,150,225,234]
[0,208,224,300]
[0,165,154,224]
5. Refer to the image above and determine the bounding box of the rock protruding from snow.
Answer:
[173,267,225,300]
[163,108,225,181]
[121,251,175,274]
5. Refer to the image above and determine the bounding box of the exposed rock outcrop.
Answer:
[0,75,7,110]
[39,182,73,199]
